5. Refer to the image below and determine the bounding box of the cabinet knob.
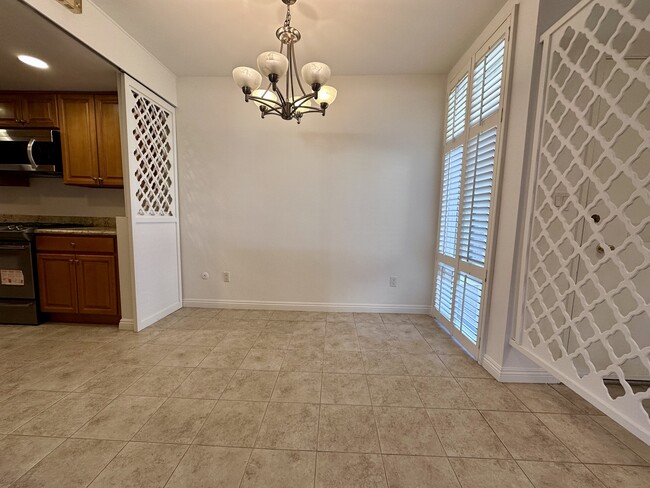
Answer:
[70,242,76,247]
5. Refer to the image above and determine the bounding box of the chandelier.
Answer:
[232,0,337,124]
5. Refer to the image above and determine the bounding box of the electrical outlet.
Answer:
[389,276,397,287]
[223,271,231,283]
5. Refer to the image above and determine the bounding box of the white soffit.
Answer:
[92,0,509,76]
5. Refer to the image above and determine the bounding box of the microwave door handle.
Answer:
[27,138,39,170]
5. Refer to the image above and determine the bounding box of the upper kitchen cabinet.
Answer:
[0,92,58,128]
[94,95,123,188]
[58,93,123,188]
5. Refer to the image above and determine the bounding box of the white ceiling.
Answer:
[92,0,508,76]
[0,1,118,91]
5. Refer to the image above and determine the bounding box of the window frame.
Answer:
[433,14,517,357]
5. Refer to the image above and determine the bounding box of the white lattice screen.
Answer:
[130,90,175,217]
[121,75,182,330]
[518,0,650,442]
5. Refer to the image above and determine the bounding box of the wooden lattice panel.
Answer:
[521,0,650,440]
[130,90,175,217]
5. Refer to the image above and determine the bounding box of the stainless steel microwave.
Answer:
[0,129,63,175]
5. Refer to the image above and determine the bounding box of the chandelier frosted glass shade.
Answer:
[313,86,338,106]
[232,0,336,123]
[301,62,331,87]
[257,52,290,79]
[252,89,279,107]
[232,67,263,91]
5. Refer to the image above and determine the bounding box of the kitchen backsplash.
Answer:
[0,215,116,228]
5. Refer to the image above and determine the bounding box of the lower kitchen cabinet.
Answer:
[37,253,78,313]
[36,235,120,324]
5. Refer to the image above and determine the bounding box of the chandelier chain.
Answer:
[284,3,291,28]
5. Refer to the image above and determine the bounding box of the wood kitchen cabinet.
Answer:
[58,93,123,188]
[0,92,58,128]
[36,235,120,324]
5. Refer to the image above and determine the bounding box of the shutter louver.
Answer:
[439,146,463,257]
[446,75,469,142]
[470,39,506,127]
[435,262,455,321]
[459,127,497,266]
[453,272,483,344]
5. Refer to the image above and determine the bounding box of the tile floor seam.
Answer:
[314,371,324,488]
[237,367,282,488]
[159,442,193,488]
[82,435,132,487]
[512,458,547,488]
[531,411,648,467]
[409,374,447,456]
[476,409,515,460]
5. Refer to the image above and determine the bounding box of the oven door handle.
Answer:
[1,301,33,307]
[0,244,29,250]
[27,138,39,171]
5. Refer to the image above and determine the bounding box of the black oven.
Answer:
[0,240,41,324]
[0,129,63,175]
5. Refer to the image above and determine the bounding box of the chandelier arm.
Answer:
[292,92,315,105]
[296,107,324,115]
[292,45,309,96]
[286,43,292,107]
[247,95,284,113]
[288,43,297,104]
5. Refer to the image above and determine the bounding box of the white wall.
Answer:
[177,75,445,312]
[0,178,125,217]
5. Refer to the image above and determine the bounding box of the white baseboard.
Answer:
[182,299,431,314]
[118,318,135,331]
[481,354,559,383]
[138,301,182,331]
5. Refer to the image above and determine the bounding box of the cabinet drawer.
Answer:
[36,235,115,253]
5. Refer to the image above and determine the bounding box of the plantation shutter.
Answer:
[470,39,506,127]
[459,127,497,267]
[433,24,512,356]
[446,75,469,142]
[439,146,463,257]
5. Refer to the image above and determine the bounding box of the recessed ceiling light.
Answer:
[18,55,49,69]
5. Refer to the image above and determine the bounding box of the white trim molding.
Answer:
[182,299,432,315]
[118,318,135,331]
[481,354,559,383]
[138,302,182,331]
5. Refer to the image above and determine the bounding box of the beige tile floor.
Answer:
[0,308,648,487]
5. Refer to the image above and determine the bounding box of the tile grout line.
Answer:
[236,367,281,488]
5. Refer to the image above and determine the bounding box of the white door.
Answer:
[119,74,182,331]
[566,59,649,380]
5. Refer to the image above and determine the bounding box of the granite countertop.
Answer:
[35,227,117,236]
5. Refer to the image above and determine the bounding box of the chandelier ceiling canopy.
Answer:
[232,0,337,124]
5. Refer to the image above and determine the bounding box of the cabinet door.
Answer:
[23,93,59,128]
[58,94,99,186]
[95,95,123,188]
[0,94,22,127]
[37,253,78,313]
[76,254,119,315]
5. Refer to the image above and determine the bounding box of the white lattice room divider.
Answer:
[516,0,650,443]
[120,74,182,330]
